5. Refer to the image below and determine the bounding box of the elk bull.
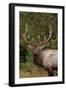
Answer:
[22,23,58,76]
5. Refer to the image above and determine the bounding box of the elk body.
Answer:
[33,48,58,76]
[22,23,58,76]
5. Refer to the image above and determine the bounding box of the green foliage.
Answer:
[20,45,28,63]
[20,62,34,70]
[50,39,57,49]
[26,50,33,62]
[20,12,58,48]
[19,12,58,63]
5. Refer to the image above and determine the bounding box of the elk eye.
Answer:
[34,54,37,56]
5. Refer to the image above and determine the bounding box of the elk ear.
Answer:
[39,42,50,49]
[39,45,45,50]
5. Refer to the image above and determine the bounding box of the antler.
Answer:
[39,25,52,46]
[22,23,52,49]
[22,23,34,49]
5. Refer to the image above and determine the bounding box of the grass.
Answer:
[19,61,48,78]
[20,61,34,70]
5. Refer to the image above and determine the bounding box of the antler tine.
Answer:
[37,35,42,45]
[46,25,52,41]
[39,25,52,46]
[22,23,29,43]
[25,23,28,32]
